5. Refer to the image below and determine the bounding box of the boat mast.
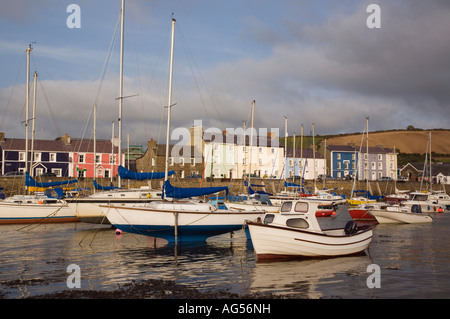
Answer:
[30,71,37,177]
[366,116,369,195]
[93,103,97,189]
[313,123,316,191]
[248,100,255,191]
[164,18,176,181]
[117,0,125,188]
[25,44,32,175]
[284,116,287,190]
[429,131,432,192]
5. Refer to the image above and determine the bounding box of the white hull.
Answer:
[0,196,77,224]
[67,188,162,223]
[248,222,372,259]
[101,201,264,242]
[368,209,433,224]
[225,202,280,213]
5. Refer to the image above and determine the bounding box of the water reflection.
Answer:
[250,255,372,298]
[1,213,449,298]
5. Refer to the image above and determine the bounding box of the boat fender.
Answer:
[344,220,358,235]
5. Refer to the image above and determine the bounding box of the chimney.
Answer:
[0,132,5,142]
[62,133,71,145]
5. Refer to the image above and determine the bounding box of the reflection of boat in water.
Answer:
[247,199,373,259]
[250,255,371,298]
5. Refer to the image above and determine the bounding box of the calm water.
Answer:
[1,211,449,299]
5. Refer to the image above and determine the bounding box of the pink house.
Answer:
[61,134,124,178]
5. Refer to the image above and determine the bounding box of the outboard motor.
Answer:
[344,220,358,235]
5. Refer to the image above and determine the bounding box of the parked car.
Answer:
[187,174,202,178]
[397,176,408,182]
[378,176,393,181]
[39,172,57,177]
[3,171,25,177]
[316,174,334,182]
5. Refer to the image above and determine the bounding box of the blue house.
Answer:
[326,145,359,179]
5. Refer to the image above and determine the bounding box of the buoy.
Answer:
[438,207,443,213]
[115,229,122,235]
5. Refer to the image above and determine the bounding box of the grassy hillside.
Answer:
[282,128,450,164]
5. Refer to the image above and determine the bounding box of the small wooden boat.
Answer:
[246,199,373,260]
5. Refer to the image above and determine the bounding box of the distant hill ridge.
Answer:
[322,129,450,154]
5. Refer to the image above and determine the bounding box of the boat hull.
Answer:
[369,209,433,224]
[247,222,373,259]
[0,202,78,224]
[348,208,377,221]
[102,202,264,243]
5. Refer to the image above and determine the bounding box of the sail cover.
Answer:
[93,180,118,190]
[162,180,228,199]
[25,172,78,188]
[118,165,175,180]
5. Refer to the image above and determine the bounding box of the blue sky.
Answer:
[1,0,449,147]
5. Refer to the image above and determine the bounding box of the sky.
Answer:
[1,0,449,148]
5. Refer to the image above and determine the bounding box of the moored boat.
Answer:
[368,203,433,224]
[246,199,373,260]
[0,194,78,224]
[102,198,265,243]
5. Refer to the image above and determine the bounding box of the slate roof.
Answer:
[0,137,118,154]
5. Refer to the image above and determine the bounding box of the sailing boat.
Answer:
[0,46,77,224]
[101,18,264,243]
[67,0,170,223]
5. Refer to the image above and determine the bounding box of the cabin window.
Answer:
[294,202,308,213]
[286,218,309,229]
[263,214,275,224]
[281,201,292,212]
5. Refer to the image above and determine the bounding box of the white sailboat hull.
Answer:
[101,201,264,242]
[0,196,77,224]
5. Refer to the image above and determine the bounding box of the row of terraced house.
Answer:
[3,128,432,182]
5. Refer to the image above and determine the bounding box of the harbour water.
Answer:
[1,211,449,299]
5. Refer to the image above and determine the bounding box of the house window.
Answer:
[34,152,41,162]
[95,155,101,164]
[378,154,382,160]
[378,162,382,169]
[52,169,62,177]
[50,153,56,162]
[19,152,25,161]
[179,158,185,166]
[169,157,173,166]
[337,162,341,169]
[371,162,376,169]
[337,153,341,160]
[105,169,110,178]
[79,154,85,163]
[109,155,115,164]
[190,158,195,166]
